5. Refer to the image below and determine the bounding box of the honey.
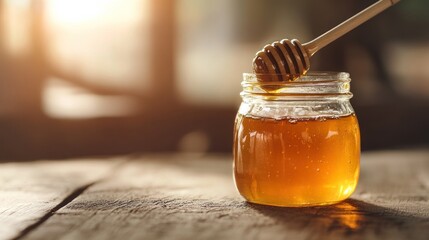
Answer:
[234,114,360,207]
[234,72,360,207]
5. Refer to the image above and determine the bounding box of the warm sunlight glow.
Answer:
[45,0,147,25]
[45,0,110,24]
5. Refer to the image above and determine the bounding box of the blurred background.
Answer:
[0,0,428,161]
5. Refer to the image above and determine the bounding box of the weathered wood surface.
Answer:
[12,150,429,240]
[0,159,121,240]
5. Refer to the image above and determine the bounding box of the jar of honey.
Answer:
[233,72,360,207]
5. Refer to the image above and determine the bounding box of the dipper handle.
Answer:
[304,0,400,56]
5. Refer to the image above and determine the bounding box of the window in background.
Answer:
[43,0,150,118]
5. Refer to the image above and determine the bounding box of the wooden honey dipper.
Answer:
[253,0,401,81]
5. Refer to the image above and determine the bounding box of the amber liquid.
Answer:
[234,114,360,207]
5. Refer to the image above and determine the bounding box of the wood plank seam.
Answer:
[10,182,96,240]
[6,158,131,240]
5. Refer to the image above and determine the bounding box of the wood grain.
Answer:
[0,158,121,240]
[21,151,429,240]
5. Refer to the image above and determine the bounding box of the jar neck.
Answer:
[242,72,353,102]
[238,100,355,119]
[239,72,355,119]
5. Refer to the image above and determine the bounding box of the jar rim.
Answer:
[241,71,352,100]
[243,71,351,85]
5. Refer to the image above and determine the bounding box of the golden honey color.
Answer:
[233,114,360,207]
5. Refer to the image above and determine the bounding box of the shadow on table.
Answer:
[247,198,429,235]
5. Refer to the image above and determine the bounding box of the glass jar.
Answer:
[233,72,360,207]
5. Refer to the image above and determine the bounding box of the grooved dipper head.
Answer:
[253,39,310,82]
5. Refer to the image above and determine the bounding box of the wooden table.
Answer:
[1,150,428,240]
